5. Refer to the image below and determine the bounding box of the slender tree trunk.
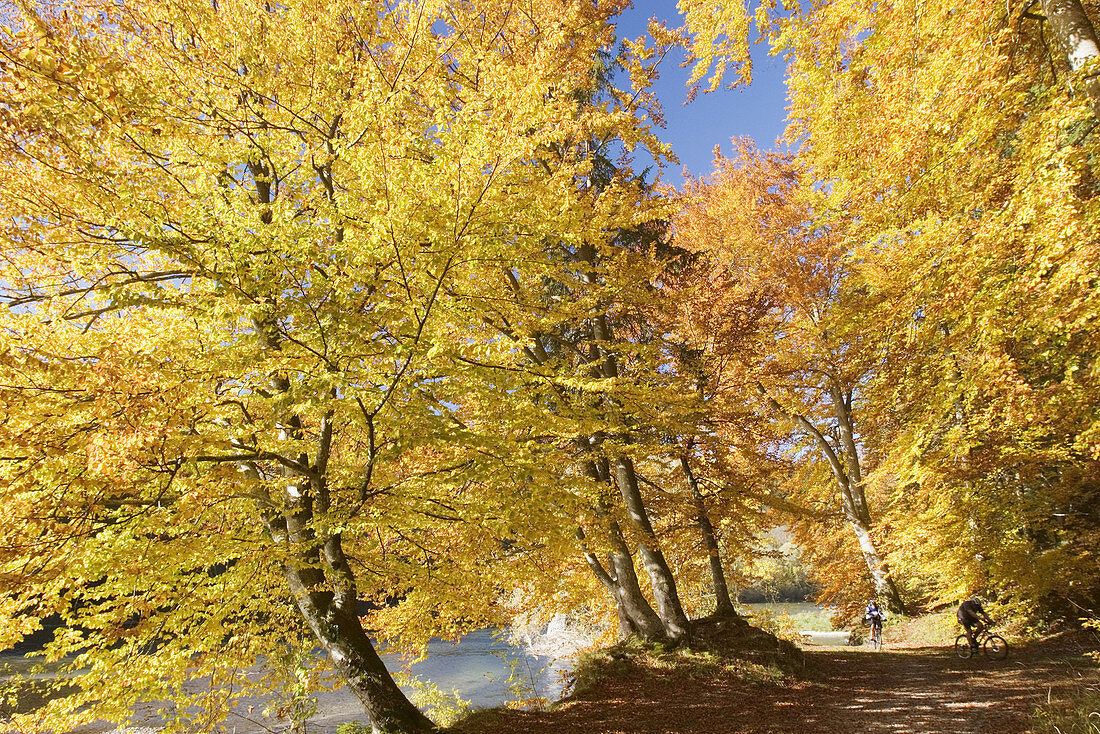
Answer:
[586,305,691,641]
[561,244,693,642]
[251,314,433,733]
[614,456,691,641]
[764,384,907,614]
[576,524,667,641]
[606,527,669,640]
[827,386,907,613]
[843,510,907,615]
[680,453,738,616]
[579,462,668,641]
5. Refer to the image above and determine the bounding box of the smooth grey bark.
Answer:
[680,453,738,616]
[578,463,668,641]
[825,383,906,613]
[250,467,435,734]
[763,383,907,614]
[1041,0,1100,113]
[613,456,691,641]
[249,312,434,733]
[605,525,670,640]
[583,298,691,642]
[1042,0,1100,71]
[502,237,692,643]
[506,310,671,643]
[280,531,436,734]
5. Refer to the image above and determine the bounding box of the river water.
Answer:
[2,628,578,734]
[3,604,845,733]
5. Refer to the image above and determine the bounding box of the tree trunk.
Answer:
[836,493,906,616]
[680,453,738,616]
[251,314,433,733]
[614,457,691,641]
[262,493,435,733]
[571,245,692,641]
[765,385,908,614]
[284,563,436,734]
[1042,0,1100,71]
[578,462,668,642]
[577,523,668,641]
[828,387,907,614]
[606,529,670,640]
[802,420,905,611]
[1041,0,1100,113]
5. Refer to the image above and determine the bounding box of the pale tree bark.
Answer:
[1042,0,1100,70]
[680,452,738,616]
[602,528,669,640]
[497,309,672,643]
[586,306,691,641]
[274,520,436,734]
[613,456,691,640]
[246,144,437,730]
[763,383,907,614]
[214,139,436,734]
[243,457,434,734]
[578,460,669,641]
[583,299,691,639]
[246,323,435,733]
[1041,0,1100,111]
[575,363,690,642]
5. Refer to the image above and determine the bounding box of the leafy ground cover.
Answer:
[443,618,1100,734]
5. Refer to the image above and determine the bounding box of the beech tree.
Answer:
[671,141,907,612]
[0,0,671,731]
[770,0,1100,611]
[489,209,696,642]
[674,0,1100,615]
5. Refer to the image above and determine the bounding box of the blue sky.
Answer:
[614,0,790,182]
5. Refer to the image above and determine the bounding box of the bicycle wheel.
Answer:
[955,634,974,658]
[872,625,882,650]
[983,634,1009,660]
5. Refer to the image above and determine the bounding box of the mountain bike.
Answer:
[954,627,1008,660]
[869,621,883,651]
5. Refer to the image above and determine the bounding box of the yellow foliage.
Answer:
[0,0,676,730]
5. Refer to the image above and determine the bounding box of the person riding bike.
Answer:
[957,597,994,652]
[865,599,886,643]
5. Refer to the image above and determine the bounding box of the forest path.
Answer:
[456,638,1099,734]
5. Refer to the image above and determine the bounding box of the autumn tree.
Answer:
[671,141,907,613]
[768,0,1100,612]
[638,231,781,618]
[674,0,1100,615]
[485,191,696,640]
[0,0,673,731]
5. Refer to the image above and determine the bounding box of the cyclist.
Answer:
[865,599,886,646]
[957,597,994,652]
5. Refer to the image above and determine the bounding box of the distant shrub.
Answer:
[747,609,804,645]
[336,723,371,734]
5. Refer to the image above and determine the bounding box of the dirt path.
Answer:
[457,640,1099,734]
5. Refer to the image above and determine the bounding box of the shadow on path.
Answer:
[455,644,1099,734]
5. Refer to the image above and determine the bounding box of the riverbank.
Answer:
[445,619,1100,734]
[8,613,1096,734]
[1,629,567,734]
[0,604,824,733]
